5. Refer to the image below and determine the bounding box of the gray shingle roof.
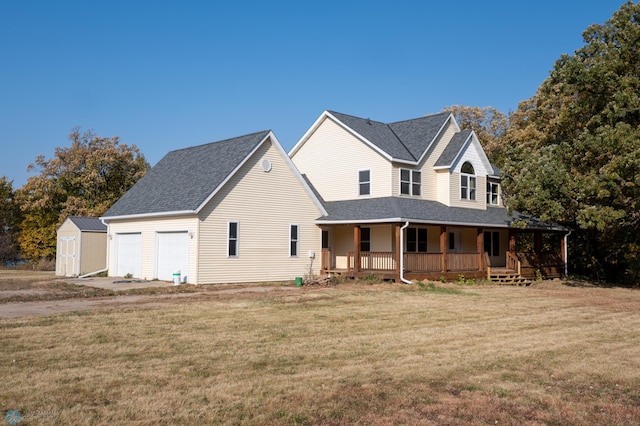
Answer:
[327,111,451,162]
[103,131,270,218]
[317,197,567,230]
[434,129,472,168]
[67,216,107,232]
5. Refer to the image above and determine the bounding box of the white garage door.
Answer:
[156,232,189,282]
[116,233,142,278]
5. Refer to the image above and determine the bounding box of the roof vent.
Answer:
[261,159,272,172]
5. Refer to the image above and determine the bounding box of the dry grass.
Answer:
[1,280,640,425]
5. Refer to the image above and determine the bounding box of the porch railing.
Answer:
[506,251,521,275]
[403,253,442,272]
[347,251,396,271]
[345,251,484,273]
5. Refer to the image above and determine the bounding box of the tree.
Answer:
[443,105,509,163]
[0,177,21,264]
[502,1,640,283]
[17,128,150,263]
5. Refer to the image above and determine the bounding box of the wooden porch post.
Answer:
[560,234,566,276]
[395,224,401,283]
[477,228,484,271]
[440,225,447,273]
[353,226,361,274]
[534,231,543,254]
[509,229,516,253]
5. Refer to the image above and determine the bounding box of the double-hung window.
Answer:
[484,231,500,257]
[487,182,499,205]
[406,227,427,252]
[460,162,476,201]
[360,227,371,252]
[290,224,299,257]
[400,168,421,196]
[359,170,370,196]
[228,222,239,257]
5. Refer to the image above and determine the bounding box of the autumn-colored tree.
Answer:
[17,128,150,263]
[0,177,21,264]
[502,1,640,283]
[443,105,509,163]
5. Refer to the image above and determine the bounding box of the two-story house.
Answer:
[100,110,568,284]
[290,110,568,283]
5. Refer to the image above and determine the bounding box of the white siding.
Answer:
[424,121,458,200]
[448,142,490,210]
[107,216,199,282]
[435,170,450,205]
[291,117,393,201]
[197,140,323,284]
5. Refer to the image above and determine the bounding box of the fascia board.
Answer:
[268,131,329,216]
[288,111,329,157]
[316,217,514,228]
[415,113,458,165]
[194,133,270,214]
[324,111,395,162]
[101,210,196,222]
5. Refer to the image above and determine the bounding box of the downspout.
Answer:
[78,218,110,279]
[564,230,572,278]
[399,221,412,284]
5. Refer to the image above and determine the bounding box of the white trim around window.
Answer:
[359,169,371,196]
[487,181,500,205]
[400,168,422,196]
[460,162,476,201]
[289,224,299,257]
[228,221,239,257]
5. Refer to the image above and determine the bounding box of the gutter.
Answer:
[78,217,110,279]
[399,221,412,284]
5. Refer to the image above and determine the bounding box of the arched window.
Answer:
[460,162,476,200]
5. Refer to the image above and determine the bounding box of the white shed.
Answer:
[56,217,107,277]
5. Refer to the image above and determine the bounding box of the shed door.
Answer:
[116,233,142,278]
[156,232,189,282]
[59,237,76,276]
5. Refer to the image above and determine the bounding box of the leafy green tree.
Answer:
[0,177,21,264]
[17,128,150,263]
[502,1,640,283]
[443,105,509,163]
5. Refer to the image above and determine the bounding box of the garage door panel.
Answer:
[116,233,142,278]
[156,232,189,282]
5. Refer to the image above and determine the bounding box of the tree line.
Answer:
[1,2,638,284]
[0,128,149,267]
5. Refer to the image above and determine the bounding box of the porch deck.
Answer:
[321,250,563,282]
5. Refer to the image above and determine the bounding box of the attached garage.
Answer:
[115,233,142,278]
[56,217,107,277]
[156,231,189,282]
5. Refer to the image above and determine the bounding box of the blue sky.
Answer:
[0,1,627,187]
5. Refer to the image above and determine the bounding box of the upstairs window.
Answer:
[400,168,422,196]
[460,162,476,201]
[487,182,500,205]
[359,170,370,196]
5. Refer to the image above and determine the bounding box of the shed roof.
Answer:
[103,131,271,218]
[66,217,107,232]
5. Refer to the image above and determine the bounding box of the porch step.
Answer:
[490,272,531,286]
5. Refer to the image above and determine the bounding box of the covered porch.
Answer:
[320,223,567,283]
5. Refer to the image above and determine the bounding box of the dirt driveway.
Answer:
[0,270,302,319]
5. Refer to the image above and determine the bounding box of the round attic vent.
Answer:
[261,159,272,172]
